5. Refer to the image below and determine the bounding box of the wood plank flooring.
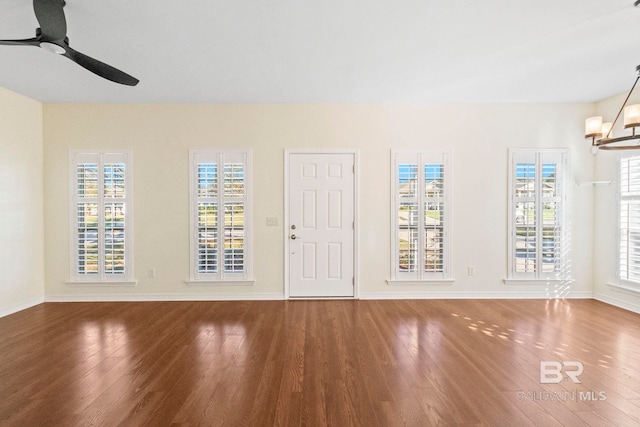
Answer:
[0,299,639,426]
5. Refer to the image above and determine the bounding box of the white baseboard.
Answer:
[44,291,595,303]
[594,292,640,314]
[359,290,594,300]
[0,296,44,318]
[44,292,285,302]
[22,289,602,306]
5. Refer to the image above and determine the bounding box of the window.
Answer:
[390,150,451,282]
[619,154,640,286]
[189,150,253,283]
[508,149,568,281]
[70,151,133,283]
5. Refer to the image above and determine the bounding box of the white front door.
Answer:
[287,152,355,298]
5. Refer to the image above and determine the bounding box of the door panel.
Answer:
[288,153,355,297]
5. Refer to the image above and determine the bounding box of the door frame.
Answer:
[284,149,359,299]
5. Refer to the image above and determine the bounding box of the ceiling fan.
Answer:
[0,0,138,86]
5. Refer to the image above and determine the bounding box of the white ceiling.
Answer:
[1,0,639,104]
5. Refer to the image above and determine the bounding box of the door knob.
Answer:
[291,235,298,240]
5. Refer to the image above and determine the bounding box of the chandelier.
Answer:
[585,65,640,151]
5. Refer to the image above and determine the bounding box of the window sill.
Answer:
[185,280,256,287]
[386,279,455,286]
[66,280,137,287]
[503,278,574,286]
[607,282,640,294]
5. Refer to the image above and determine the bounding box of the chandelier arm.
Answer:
[606,74,640,138]
[598,144,640,150]
[596,134,640,145]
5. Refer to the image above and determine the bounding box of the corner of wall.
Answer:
[0,88,45,318]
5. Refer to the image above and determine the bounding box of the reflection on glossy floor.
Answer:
[1,299,639,426]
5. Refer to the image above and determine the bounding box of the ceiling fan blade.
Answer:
[0,38,39,46]
[63,44,139,86]
[33,0,67,41]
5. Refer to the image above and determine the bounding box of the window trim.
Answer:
[188,149,253,284]
[506,148,570,283]
[68,150,135,284]
[389,150,453,284]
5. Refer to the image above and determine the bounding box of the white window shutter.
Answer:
[619,155,640,284]
[508,149,568,280]
[70,151,133,282]
[392,150,451,281]
[189,150,252,282]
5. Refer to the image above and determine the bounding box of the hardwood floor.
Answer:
[1,299,639,426]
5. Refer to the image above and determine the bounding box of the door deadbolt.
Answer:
[291,224,296,229]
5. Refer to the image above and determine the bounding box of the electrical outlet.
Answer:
[148,268,156,278]
[468,266,476,276]
[266,217,279,226]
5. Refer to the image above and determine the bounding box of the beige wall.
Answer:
[593,91,640,312]
[0,88,44,315]
[43,103,596,300]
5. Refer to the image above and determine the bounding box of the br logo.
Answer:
[540,361,583,384]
